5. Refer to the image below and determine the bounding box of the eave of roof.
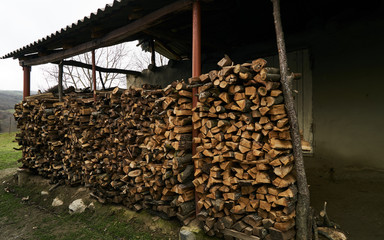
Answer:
[1,0,184,61]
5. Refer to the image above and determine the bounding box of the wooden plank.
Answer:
[222,229,260,240]
[60,60,141,76]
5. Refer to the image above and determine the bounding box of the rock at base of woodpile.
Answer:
[52,197,64,207]
[179,229,196,240]
[69,199,87,214]
[179,219,204,240]
[17,168,30,186]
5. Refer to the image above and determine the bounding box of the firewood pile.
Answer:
[14,55,313,240]
[190,55,310,239]
[14,83,195,222]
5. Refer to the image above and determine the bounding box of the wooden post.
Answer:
[92,49,97,101]
[151,39,156,68]
[271,1,310,239]
[192,0,201,215]
[22,66,31,101]
[58,62,64,101]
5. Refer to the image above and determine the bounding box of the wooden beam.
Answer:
[271,1,310,240]
[58,60,141,76]
[192,0,201,216]
[221,229,260,240]
[58,62,63,101]
[154,39,183,60]
[20,0,193,66]
[92,50,97,101]
[150,39,156,67]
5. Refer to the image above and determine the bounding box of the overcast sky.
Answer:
[0,0,128,91]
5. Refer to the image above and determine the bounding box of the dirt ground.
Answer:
[307,167,384,240]
[1,167,383,240]
[0,169,185,240]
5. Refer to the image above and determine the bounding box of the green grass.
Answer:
[0,190,21,219]
[0,132,21,170]
[0,185,173,240]
[27,205,164,240]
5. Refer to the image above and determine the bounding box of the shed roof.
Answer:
[2,0,195,64]
[2,0,380,66]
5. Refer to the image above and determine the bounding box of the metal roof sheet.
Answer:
[1,0,180,60]
[2,0,362,64]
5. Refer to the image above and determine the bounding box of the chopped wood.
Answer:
[15,56,306,240]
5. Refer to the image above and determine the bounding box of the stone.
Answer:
[17,168,29,186]
[41,191,49,195]
[52,197,63,207]
[179,229,196,240]
[87,202,95,211]
[21,196,29,201]
[69,199,87,214]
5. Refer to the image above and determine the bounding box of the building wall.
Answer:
[308,20,384,170]
[126,59,218,88]
[126,61,191,88]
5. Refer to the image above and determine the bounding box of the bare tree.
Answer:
[43,43,134,90]
[130,46,169,71]
[43,41,169,91]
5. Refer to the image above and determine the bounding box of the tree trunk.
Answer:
[270,0,310,239]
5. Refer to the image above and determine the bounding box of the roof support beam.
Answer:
[92,50,97,101]
[58,62,63,101]
[56,60,141,76]
[22,66,31,101]
[192,0,201,216]
[20,0,194,66]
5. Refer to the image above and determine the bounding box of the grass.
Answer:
[0,183,177,240]
[30,209,161,240]
[0,132,21,170]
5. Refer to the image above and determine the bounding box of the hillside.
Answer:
[0,90,23,110]
[0,90,23,132]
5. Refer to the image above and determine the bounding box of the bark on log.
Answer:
[271,1,310,239]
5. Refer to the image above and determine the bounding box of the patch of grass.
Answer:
[0,132,21,170]
[1,182,176,240]
[48,210,161,240]
[0,191,22,220]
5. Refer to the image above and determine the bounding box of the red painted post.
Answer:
[92,49,97,102]
[192,1,201,80]
[23,66,31,101]
[192,0,201,214]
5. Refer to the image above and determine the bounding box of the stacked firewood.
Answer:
[14,93,65,180]
[111,82,195,221]
[14,56,312,240]
[118,86,166,211]
[63,93,101,186]
[14,84,195,222]
[191,56,307,239]
[155,81,195,223]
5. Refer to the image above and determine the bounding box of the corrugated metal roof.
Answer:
[2,0,123,59]
[1,0,182,60]
[2,0,331,63]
